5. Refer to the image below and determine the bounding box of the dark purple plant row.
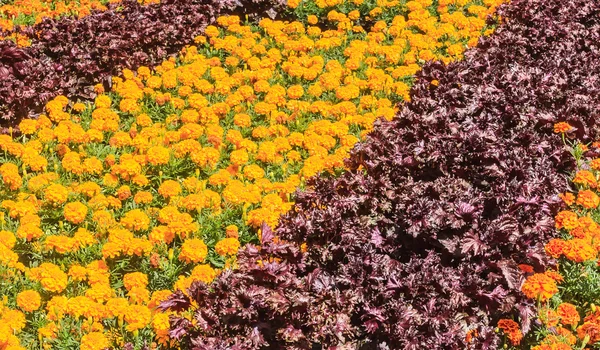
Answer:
[161,0,600,348]
[0,0,285,125]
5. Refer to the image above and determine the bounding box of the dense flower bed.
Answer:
[0,0,286,126]
[161,0,600,347]
[0,0,500,347]
[0,0,159,45]
[497,136,600,349]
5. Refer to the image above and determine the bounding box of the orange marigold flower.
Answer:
[573,170,597,188]
[557,303,580,326]
[553,122,572,134]
[497,319,523,345]
[147,145,171,166]
[120,209,150,232]
[123,272,149,291]
[563,238,597,262]
[225,225,239,238]
[16,290,41,312]
[559,192,575,206]
[577,322,600,343]
[576,189,600,209]
[521,273,558,302]
[591,158,600,171]
[518,264,534,273]
[555,210,579,231]
[545,239,568,258]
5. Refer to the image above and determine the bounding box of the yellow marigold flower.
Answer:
[16,223,43,241]
[121,209,150,232]
[72,102,86,113]
[18,119,38,135]
[179,238,208,263]
[94,95,111,109]
[563,238,597,262]
[2,309,26,332]
[45,235,77,254]
[16,290,41,312]
[68,265,88,282]
[215,237,240,256]
[134,191,154,205]
[29,263,68,293]
[147,145,171,166]
[124,304,152,332]
[44,183,69,205]
[64,201,88,224]
[80,332,109,350]
[123,272,149,291]
[190,264,217,284]
[158,180,182,198]
[0,230,16,249]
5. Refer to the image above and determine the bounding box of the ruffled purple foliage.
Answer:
[161,0,600,348]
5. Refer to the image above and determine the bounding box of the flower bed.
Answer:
[0,0,159,45]
[0,0,286,126]
[0,0,501,347]
[161,0,600,347]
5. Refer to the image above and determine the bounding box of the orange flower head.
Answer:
[559,192,575,206]
[545,239,567,258]
[557,303,580,326]
[555,211,579,231]
[521,273,558,302]
[497,319,523,345]
[553,122,572,133]
[574,170,597,188]
[576,189,600,209]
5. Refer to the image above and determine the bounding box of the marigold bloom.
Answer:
[123,272,149,291]
[563,238,597,262]
[215,237,240,256]
[497,319,523,345]
[158,180,182,198]
[573,170,597,188]
[557,303,580,326]
[147,145,171,166]
[179,238,208,263]
[64,201,88,224]
[545,238,567,258]
[559,192,575,206]
[226,224,239,238]
[555,210,579,231]
[577,322,600,343]
[80,332,109,350]
[553,122,572,134]
[120,209,151,232]
[577,189,600,209]
[521,273,558,302]
[16,290,41,312]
